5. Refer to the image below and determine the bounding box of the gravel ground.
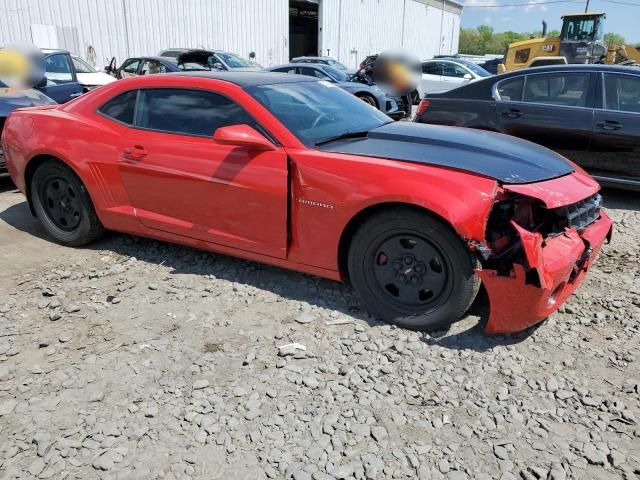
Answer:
[0,179,639,480]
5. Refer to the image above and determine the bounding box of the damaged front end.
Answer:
[474,175,613,334]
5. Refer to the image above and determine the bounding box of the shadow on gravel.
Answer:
[0,190,535,353]
[601,187,640,212]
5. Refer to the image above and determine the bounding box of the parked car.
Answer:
[418,58,491,96]
[3,72,612,333]
[38,49,84,103]
[71,55,117,91]
[158,49,262,71]
[0,82,56,175]
[116,53,211,79]
[414,64,640,189]
[291,56,354,73]
[265,63,405,119]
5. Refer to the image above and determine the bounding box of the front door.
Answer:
[116,87,289,258]
[38,53,83,103]
[588,72,640,180]
[420,62,444,94]
[496,71,595,165]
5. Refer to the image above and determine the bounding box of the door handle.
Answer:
[123,145,148,161]
[503,109,523,119]
[596,120,622,131]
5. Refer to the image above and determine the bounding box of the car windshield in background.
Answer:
[457,60,491,77]
[72,57,97,73]
[247,81,391,146]
[327,59,349,70]
[177,62,210,71]
[324,65,350,82]
[216,52,254,68]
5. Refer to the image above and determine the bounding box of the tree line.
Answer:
[458,25,628,56]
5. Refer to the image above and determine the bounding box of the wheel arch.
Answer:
[337,201,463,280]
[24,153,91,216]
[354,92,379,109]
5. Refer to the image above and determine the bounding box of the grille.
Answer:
[551,193,602,232]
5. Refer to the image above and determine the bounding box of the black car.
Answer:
[116,52,212,79]
[414,64,640,189]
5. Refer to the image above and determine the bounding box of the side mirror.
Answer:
[35,76,48,88]
[213,125,276,151]
[212,62,225,70]
[463,73,473,80]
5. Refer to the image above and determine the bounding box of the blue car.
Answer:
[37,49,84,103]
[0,81,56,175]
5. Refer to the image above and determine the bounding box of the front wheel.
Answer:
[356,93,378,109]
[348,210,479,331]
[31,160,104,246]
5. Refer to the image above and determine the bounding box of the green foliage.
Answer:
[603,32,625,47]
[459,25,627,55]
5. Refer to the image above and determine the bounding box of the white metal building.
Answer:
[0,0,462,69]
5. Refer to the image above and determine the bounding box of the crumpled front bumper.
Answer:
[477,211,613,334]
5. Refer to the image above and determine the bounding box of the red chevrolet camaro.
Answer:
[2,72,612,333]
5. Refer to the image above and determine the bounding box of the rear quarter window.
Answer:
[98,90,138,125]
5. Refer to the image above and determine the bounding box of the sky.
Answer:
[460,0,640,44]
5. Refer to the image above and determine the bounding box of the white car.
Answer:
[71,55,116,91]
[418,58,491,97]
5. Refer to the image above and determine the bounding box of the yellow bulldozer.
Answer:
[499,12,640,72]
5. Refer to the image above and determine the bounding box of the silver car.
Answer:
[265,63,405,119]
[418,58,491,96]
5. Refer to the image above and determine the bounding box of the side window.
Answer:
[422,62,442,75]
[44,54,74,84]
[121,59,140,76]
[98,90,138,125]
[442,63,469,78]
[140,60,166,75]
[136,88,257,136]
[604,74,640,113]
[523,73,590,107]
[299,67,329,79]
[497,77,524,101]
[272,67,296,74]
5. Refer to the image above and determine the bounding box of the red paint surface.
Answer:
[1,74,613,334]
[480,212,613,334]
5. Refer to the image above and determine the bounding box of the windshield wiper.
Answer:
[314,130,370,146]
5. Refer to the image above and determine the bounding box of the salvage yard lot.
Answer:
[0,177,639,480]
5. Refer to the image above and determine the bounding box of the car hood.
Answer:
[317,122,574,184]
[0,88,57,117]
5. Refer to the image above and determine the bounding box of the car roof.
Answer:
[41,48,69,55]
[268,63,327,69]
[170,71,318,87]
[501,63,640,76]
[292,56,334,60]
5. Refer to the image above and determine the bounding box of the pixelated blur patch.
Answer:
[0,44,45,89]
[371,51,420,96]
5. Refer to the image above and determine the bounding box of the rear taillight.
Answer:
[416,99,430,117]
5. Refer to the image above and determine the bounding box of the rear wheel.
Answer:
[31,160,104,246]
[348,210,479,331]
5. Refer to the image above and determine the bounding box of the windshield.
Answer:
[455,60,491,77]
[215,52,254,68]
[324,65,350,82]
[72,56,97,73]
[246,81,391,146]
[327,59,349,70]
[562,17,600,41]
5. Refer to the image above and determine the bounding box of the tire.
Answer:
[348,209,480,331]
[31,160,104,246]
[356,93,378,109]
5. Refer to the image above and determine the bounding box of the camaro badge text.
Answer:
[298,198,335,210]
